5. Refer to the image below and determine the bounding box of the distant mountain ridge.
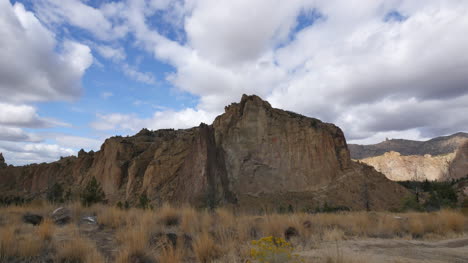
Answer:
[349,133,468,181]
[349,132,468,160]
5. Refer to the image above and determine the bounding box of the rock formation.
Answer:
[351,134,468,182]
[0,153,6,168]
[349,133,468,159]
[0,95,408,211]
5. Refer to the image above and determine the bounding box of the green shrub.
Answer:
[80,177,105,207]
[47,183,64,203]
[138,193,150,209]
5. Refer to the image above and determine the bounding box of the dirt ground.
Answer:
[300,236,468,263]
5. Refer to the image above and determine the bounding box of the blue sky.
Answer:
[1,0,468,165]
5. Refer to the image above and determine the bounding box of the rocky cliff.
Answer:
[0,95,408,211]
[351,134,468,182]
[349,133,468,159]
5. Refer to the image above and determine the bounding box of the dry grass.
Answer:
[0,226,16,259]
[16,236,43,259]
[193,232,222,263]
[37,218,55,241]
[0,203,466,263]
[158,246,183,263]
[55,237,104,263]
[116,224,152,262]
[98,206,126,228]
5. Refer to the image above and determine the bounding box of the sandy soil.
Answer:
[300,237,468,263]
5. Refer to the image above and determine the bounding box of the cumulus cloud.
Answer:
[54,135,103,151]
[0,126,42,142]
[0,1,93,103]
[0,141,75,166]
[122,64,157,84]
[95,45,126,61]
[18,0,468,148]
[0,103,65,128]
[90,108,217,133]
[33,0,128,40]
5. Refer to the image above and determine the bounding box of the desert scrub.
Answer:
[250,236,304,263]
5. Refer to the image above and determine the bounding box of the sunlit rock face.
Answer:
[350,133,468,182]
[0,95,408,211]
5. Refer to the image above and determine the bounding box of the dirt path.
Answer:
[299,237,468,263]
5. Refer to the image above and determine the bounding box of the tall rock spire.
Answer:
[0,153,6,168]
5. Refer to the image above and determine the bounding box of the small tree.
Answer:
[138,192,150,209]
[64,188,72,202]
[80,177,105,207]
[47,183,64,203]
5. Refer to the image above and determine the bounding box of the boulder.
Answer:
[23,213,43,225]
[51,207,71,225]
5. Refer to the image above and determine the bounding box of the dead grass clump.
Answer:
[438,210,465,233]
[158,246,183,263]
[116,225,152,262]
[158,204,180,227]
[0,226,16,259]
[193,232,221,263]
[37,218,55,241]
[69,201,85,217]
[116,249,156,263]
[180,206,199,234]
[98,206,126,228]
[17,238,43,259]
[55,237,104,263]
[323,228,345,241]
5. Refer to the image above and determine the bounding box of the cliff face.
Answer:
[349,133,468,159]
[0,95,408,210]
[351,135,468,182]
[359,152,455,181]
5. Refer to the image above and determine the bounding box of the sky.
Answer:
[1,0,468,165]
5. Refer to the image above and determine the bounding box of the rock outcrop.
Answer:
[0,153,6,168]
[359,151,455,181]
[351,135,468,182]
[0,95,408,211]
[349,133,468,159]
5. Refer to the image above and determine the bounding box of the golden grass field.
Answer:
[0,202,467,263]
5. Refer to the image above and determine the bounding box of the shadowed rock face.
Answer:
[0,153,6,169]
[0,95,408,210]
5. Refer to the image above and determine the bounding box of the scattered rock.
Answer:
[303,220,312,229]
[284,226,299,240]
[82,216,97,224]
[23,213,43,225]
[162,215,179,226]
[150,232,192,249]
[51,207,71,225]
[128,252,155,263]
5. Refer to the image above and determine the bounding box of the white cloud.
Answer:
[95,45,126,61]
[0,102,66,128]
[90,108,217,133]
[100,92,113,99]
[0,126,42,142]
[122,64,156,84]
[54,135,102,151]
[33,0,128,40]
[15,0,468,150]
[0,141,75,166]
[0,1,93,103]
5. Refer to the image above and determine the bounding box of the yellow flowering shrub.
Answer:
[250,236,304,263]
